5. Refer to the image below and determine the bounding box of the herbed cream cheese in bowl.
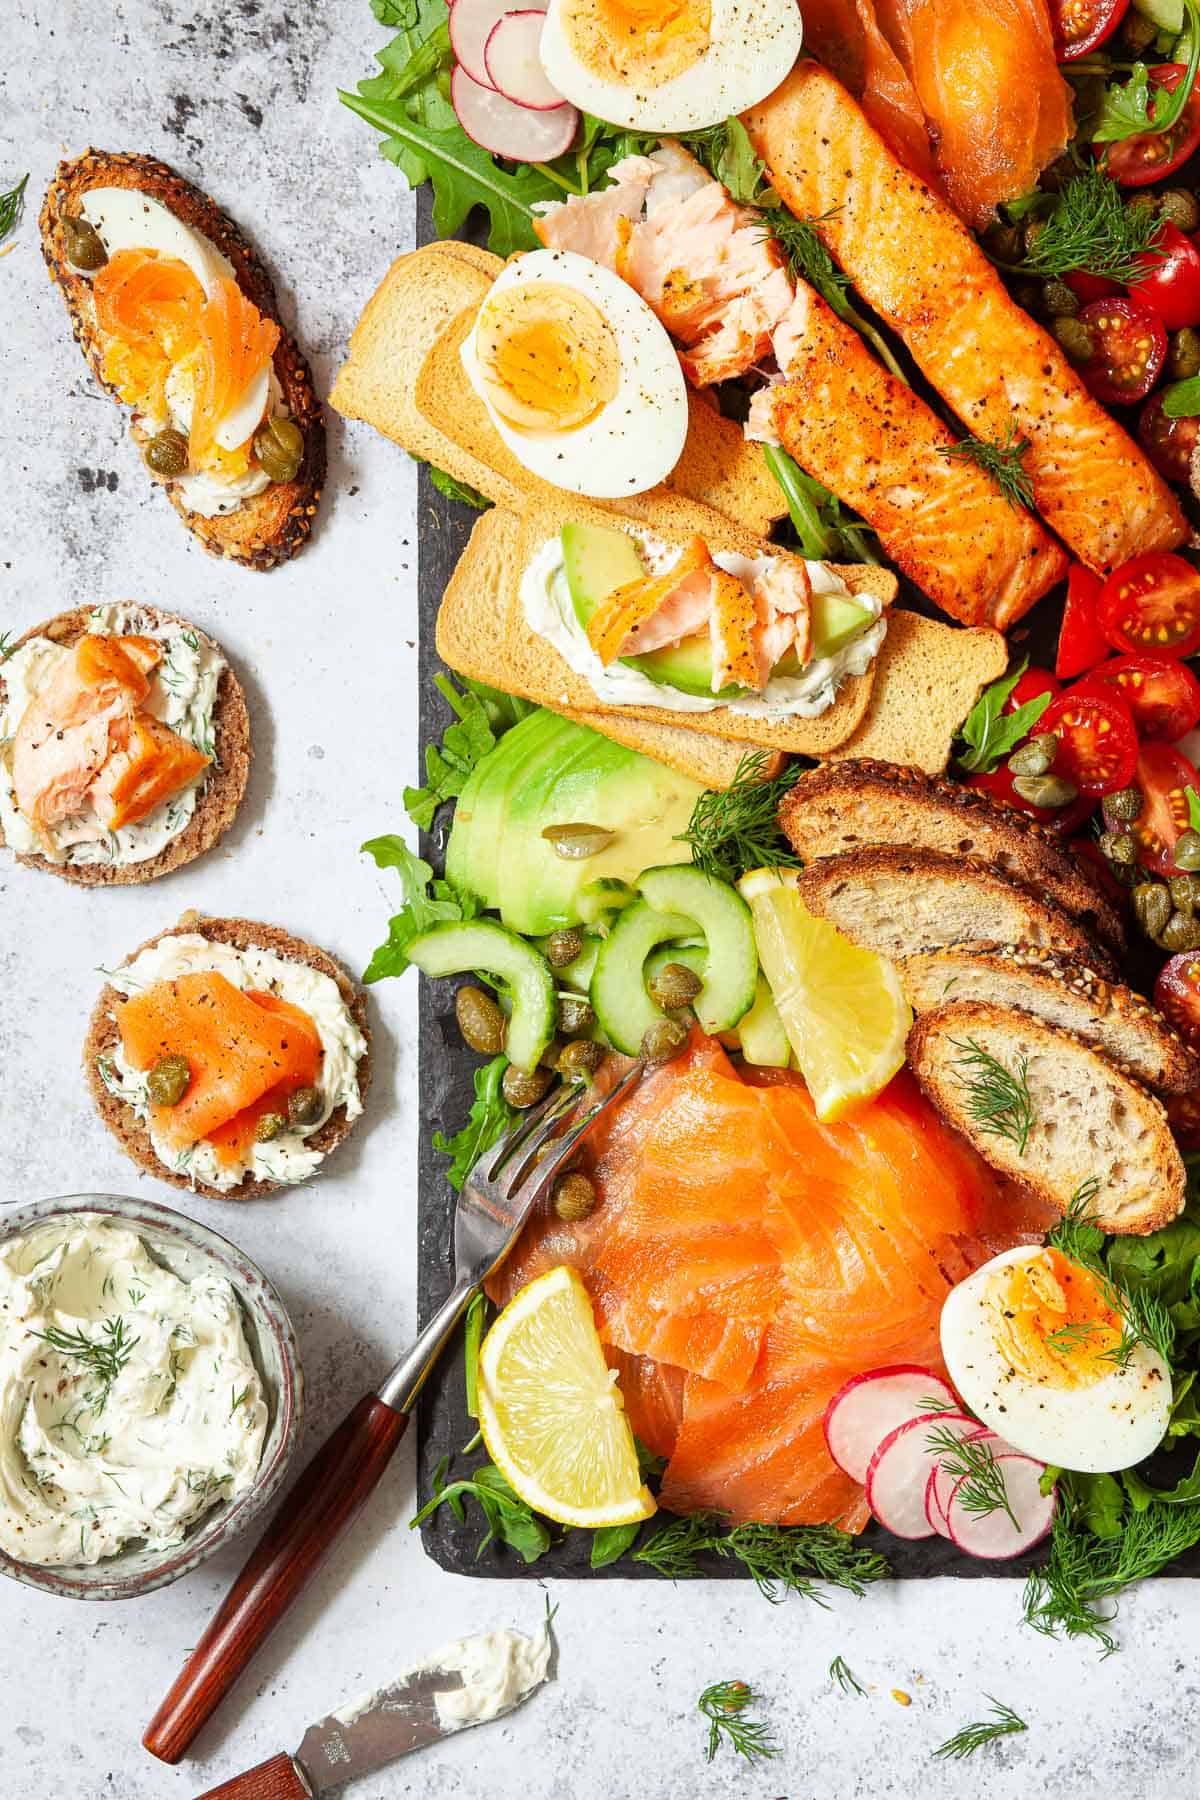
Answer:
[0,1196,301,1600]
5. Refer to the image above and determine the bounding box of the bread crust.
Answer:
[40,150,324,570]
[84,916,371,1200]
[0,606,250,887]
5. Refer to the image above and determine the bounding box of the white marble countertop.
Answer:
[2,5,1197,1796]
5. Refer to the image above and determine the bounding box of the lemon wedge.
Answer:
[478,1265,657,1529]
[737,866,911,1120]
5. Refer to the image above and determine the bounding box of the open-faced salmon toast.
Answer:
[86,915,370,1199]
[41,151,324,570]
[0,605,249,887]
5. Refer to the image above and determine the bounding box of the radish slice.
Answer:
[451,0,545,87]
[924,1466,952,1538]
[864,1412,977,1540]
[945,1455,1056,1559]
[451,65,578,159]
[485,11,564,109]
[927,1428,1020,1529]
[823,1366,957,1484]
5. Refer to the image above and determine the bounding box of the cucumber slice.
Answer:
[636,865,758,1033]
[736,974,791,1068]
[535,932,601,995]
[577,878,637,929]
[590,904,698,1055]
[406,920,556,1072]
[643,943,707,983]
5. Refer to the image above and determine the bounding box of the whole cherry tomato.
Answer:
[1002,667,1061,715]
[1129,222,1200,331]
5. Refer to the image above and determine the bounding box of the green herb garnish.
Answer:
[1091,3,1200,146]
[955,658,1054,774]
[591,1519,645,1569]
[762,445,881,565]
[938,423,1034,511]
[677,750,802,886]
[402,675,500,830]
[1023,1488,1200,1654]
[933,1698,1028,1760]
[697,1681,779,1766]
[632,1511,890,1599]
[0,174,28,245]
[411,1455,552,1563]
[948,1038,1035,1156]
[30,1316,138,1416]
[763,208,910,386]
[1016,165,1164,283]
[463,1290,487,1420]
[360,834,480,981]
[432,1055,515,1192]
[925,1424,1020,1531]
[829,1655,867,1696]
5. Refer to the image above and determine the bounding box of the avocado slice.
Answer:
[446,708,561,905]
[811,589,873,659]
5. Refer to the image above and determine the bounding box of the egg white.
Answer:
[940,1245,1172,1475]
[538,0,802,132]
[460,248,688,499]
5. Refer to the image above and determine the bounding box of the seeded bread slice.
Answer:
[780,758,1124,953]
[899,942,1200,1094]
[796,845,1116,975]
[907,1001,1185,1235]
[85,915,370,1200]
[41,151,324,570]
[0,607,250,887]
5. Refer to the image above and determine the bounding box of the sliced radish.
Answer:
[451,65,578,160]
[924,1466,952,1538]
[451,0,545,88]
[927,1428,1020,1529]
[945,1455,1056,1559]
[864,1412,978,1540]
[823,1366,957,1485]
[485,11,564,109]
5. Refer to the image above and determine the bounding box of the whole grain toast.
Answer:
[41,151,324,570]
[436,504,894,757]
[85,915,370,1200]
[781,758,1124,953]
[907,1001,1185,1234]
[797,845,1116,974]
[899,942,1199,1094]
[0,606,250,887]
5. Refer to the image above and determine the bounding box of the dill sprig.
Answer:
[1046,1180,1175,1369]
[1023,1498,1200,1654]
[677,751,802,886]
[697,1680,780,1765]
[1017,166,1163,284]
[762,207,910,387]
[1044,1319,1105,1354]
[632,1512,890,1600]
[934,1697,1028,1760]
[938,422,1034,511]
[829,1655,866,1696]
[0,174,28,245]
[30,1315,138,1415]
[949,1038,1034,1155]
[925,1425,1020,1532]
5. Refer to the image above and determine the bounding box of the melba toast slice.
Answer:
[826,610,1008,774]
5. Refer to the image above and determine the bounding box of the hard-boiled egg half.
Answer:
[941,1245,1170,1474]
[460,248,688,499]
[538,0,803,132]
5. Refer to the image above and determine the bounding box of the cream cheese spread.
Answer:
[333,1621,552,1734]
[0,1215,266,1567]
[0,603,223,868]
[97,933,368,1192]
[520,531,886,720]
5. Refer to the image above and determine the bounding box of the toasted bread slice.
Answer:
[85,915,370,1200]
[797,845,1115,974]
[559,706,784,786]
[41,151,324,570]
[907,1001,1185,1234]
[436,504,894,757]
[900,942,1199,1094]
[0,606,250,887]
[781,758,1124,953]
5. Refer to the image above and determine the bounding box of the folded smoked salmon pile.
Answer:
[488,1033,1052,1529]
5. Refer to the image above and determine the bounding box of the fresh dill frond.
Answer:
[1045,1180,1174,1369]
[1044,1319,1105,1354]
[1046,1178,1106,1267]
[631,1512,890,1599]
[918,1392,960,1414]
[1023,1497,1200,1654]
[698,1680,780,1765]
[761,206,910,386]
[1105,1287,1176,1372]
[1018,165,1163,284]
[934,1698,1028,1760]
[829,1655,866,1696]
[0,174,28,245]
[948,1038,1034,1155]
[0,631,15,662]
[677,751,803,885]
[925,1425,1019,1531]
[938,422,1034,510]
[30,1315,138,1415]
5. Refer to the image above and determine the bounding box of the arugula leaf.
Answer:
[432,1055,515,1190]
[459,679,535,734]
[1186,784,1200,830]
[429,466,491,510]
[404,674,499,830]
[1092,5,1200,145]
[591,1520,644,1568]
[352,0,457,194]
[360,835,476,981]
[411,1458,552,1563]
[463,1291,487,1420]
[1071,1471,1126,1539]
[709,117,775,206]
[762,445,881,565]
[955,659,1053,774]
[1162,375,1200,418]
[1123,1451,1200,1510]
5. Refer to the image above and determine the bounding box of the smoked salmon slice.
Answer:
[744,63,1187,573]
[800,0,940,191]
[189,277,280,464]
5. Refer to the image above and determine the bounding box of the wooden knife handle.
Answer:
[194,1752,310,1799]
[144,1393,408,1766]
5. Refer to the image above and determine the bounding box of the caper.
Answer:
[255,1110,288,1143]
[558,1038,604,1081]
[1175,829,1200,871]
[501,1063,555,1108]
[1170,874,1200,913]
[1021,218,1047,257]
[553,1171,598,1222]
[981,220,1022,264]
[1160,188,1200,235]
[254,415,304,485]
[1041,279,1079,320]
[558,994,595,1037]
[144,429,190,478]
[1007,733,1058,778]
[545,928,584,968]
[287,1085,323,1129]
[1012,772,1079,809]
[1105,784,1143,823]
[1169,327,1200,382]
[1133,880,1172,940]
[640,1017,688,1066]
[146,1052,191,1107]
[1099,830,1137,867]
[62,214,108,271]
[455,984,507,1055]
[647,961,704,1011]
[539,1038,563,1069]
[1162,911,1200,952]
[1053,317,1095,365]
[540,823,616,860]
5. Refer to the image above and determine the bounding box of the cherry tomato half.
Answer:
[1129,741,1200,875]
[1039,687,1139,795]
[1002,666,1062,715]
[1099,552,1200,656]
[1077,653,1200,740]
[1065,270,1122,305]
[1078,296,1167,404]
[964,766,1096,835]
[1138,388,1200,484]
[1050,0,1129,58]
[1102,65,1200,188]
[1156,953,1200,1050]
[1167,1085,1200,1149]
[1056,564,1110,679]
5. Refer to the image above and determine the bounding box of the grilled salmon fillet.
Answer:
[744,64,1187,572]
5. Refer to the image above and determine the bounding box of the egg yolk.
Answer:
[985,1249,1123,1390]
[558,0,712,88]
[475,283,621,435]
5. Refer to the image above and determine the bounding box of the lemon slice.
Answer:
[478,1265,657,1529]
[737,866,911,1120]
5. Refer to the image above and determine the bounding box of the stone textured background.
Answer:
[1,4,1195,1796]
